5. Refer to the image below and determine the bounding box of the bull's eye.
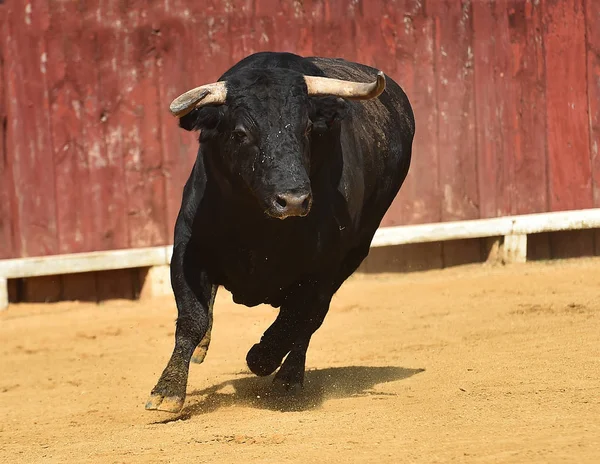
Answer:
[232,126,250,144]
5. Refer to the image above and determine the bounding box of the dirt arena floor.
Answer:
[1,258,599,463]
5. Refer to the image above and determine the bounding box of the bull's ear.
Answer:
[179,106,225,138]
[309,96,349,132]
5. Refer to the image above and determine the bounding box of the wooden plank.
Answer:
[527,233,552,261]
[380,1,444,270]
[273,0,313,56]
[199,8,231,82]
[543,0,594,258]
[23,276,61,303]
[79,0,129,253]
[92,1,130,252]
[362,243,446,274]
[384,0,441,229]
[408,1,441,226]
[0,6,15,260]
[550,230,597,259]
[586,0,600,255]
[203,0,228,16]
[312,3,356,61]
[506,0,550,259]
[122,4,168,248]
[354,1,386,70]
[473,0,513,218]
[507,0,548,216]
[298,0,325,57]
[46,0,93,255]
[7,278,18,303]
[97,269,135,301]
[429,0,480,265]
[93,1,137,293]
[43,1,99,305]
[154,3,199,242]
[442,239,485,268]
[250,14,276,56]
[255,0,280,18]
[61,272,98,302]
[229,3,260,69]
[543,0,593,212]
[431,0,479,222]
[0,246,171,279]
[379,0,415,228]
[4,1,59,258]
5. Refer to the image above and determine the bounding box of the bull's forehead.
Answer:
[226,69,309,129]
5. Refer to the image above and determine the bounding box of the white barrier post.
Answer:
[0,277,8,311]
[503,234,527,263]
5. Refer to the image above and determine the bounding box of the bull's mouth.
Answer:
[265,191,313,220]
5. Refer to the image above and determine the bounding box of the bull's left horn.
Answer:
[169,81,228,118]
[304,71,386,100]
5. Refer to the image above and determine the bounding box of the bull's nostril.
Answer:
[271,191,312,217]
[275,196,287,209]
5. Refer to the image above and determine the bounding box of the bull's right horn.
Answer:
[169,81,228,118]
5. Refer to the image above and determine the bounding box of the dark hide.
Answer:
[147,52,415,412]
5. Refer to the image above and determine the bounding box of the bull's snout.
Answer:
[270,190,313,219]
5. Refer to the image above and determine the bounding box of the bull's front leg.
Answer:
[146,242,216,413]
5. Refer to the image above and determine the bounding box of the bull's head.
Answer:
[172,67,385,220]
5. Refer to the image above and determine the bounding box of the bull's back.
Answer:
[308,57,415,138]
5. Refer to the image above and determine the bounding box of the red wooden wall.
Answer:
[0,0,599,263]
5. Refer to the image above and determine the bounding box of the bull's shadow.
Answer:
[154,365,424,423]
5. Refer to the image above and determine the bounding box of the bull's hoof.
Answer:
[246,343,285,377]
[272,356,305,395]
[145,393,185,413]
[145,370,187,413]
[272,377,303,396]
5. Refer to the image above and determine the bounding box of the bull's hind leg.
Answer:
[245,307,298,377]
[272,336,311,394]
[268,245,374,393]
[191,285,217,364]
[270,298,331,393]
[246,280,332,392]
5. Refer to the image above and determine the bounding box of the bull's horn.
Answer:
[304,71,386,100]
[169,81,228,118]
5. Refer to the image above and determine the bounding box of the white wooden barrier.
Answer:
[1,208,599,310]
[0,246,173,311]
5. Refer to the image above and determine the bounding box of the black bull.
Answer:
[146,52,415,412]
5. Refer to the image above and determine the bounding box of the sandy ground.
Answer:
[1,258,599,463]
